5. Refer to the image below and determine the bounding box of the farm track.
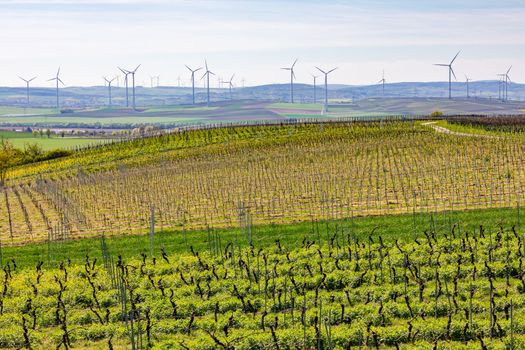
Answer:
[422,121,497,138]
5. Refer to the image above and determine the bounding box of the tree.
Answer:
[32,130,39,138]
[0,140,21,187]
[23,143,43,162]
[45,129,51,138]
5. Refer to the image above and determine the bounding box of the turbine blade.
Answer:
[57,67,61,77]
[450,67,457,80]
[315,66,327,74]
[29,77,37,82]
[292,58,298,68]
[18,76,26,82]
[450,51,461,65]
[434,64,448,67]
[58,78,65,86]
[327,67,338,74]
[507,65,512,74]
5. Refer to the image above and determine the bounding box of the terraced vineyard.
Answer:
[1,219,525,349]
[1,121,525,245]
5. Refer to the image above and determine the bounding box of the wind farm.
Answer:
[1,2,525,349]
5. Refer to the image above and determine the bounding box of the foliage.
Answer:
[448,115,525,132]
[430,110,444,118]
[0,219,524,349]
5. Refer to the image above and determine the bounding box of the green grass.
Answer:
[0,106,56,116]
[0,115,209,127]
[0,131,108,150]
[2,206,521,271]
[432,120,514,137]
[144,106,219,112]
[268,102,324,111]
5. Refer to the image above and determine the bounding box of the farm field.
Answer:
[1,121,524,245]
[0,207,524,349]
[0,98,523,130]
[0,131,109,151]
[1,119,525,349]
[0,106,56,116]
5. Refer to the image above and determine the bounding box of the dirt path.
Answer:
[422,121,496,138]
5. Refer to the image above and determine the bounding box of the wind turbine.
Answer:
[281,59,298,103]
[201,60,215,107]
[155,75,160,87]
[225,74,235,100]
[118,67,131,107]
[465,75,472,98]
[177,75,181,87]
[311,74,319,104]
[47,67,64,110]
[126,65,141,110]
[434,51,460,99]
[19,76,37,107]
[377,70,386,97]
[501,66,512,101]
[103,76,116,107]
[315,66,337,113]
[185,65,202,105]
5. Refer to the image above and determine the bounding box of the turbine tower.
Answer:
[501,66,512,102]
[103,76,116,107]
[315,66,337,113]
[311,74,319,104]
[124,65,141,110]
[118,67,131,107]
[201,60,215,107]
[465,75,472,98]
[434,51,460,99]
[185,65,202,105]
[19,76,37,107]
[47,67,64,110]
[377,70,386,97]
[225,74,235,100]
[281,59,298,103]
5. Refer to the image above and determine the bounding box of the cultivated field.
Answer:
[1,119,525,349]
[2,121,524,245]
[0,131,108,151]
[1,214,525,349]
[1,98,523,130]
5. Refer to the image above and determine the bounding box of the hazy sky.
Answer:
[1,0,523,87]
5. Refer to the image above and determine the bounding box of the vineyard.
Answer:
[1,216,525,349]
[0,120,525,349]
[1,121,524,245]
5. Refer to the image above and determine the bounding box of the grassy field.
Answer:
[0,106,56,116]
[0,207,524,349]
[0,130,108,150]
[2,206,521,270]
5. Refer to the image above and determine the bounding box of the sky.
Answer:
[0,0,524,87]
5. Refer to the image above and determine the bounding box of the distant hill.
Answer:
[0,81,523,108]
